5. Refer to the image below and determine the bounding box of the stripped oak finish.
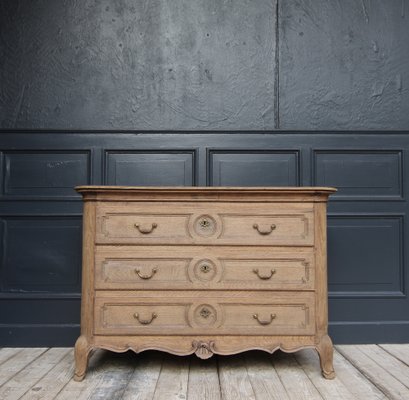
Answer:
[74,186,336,381]
[0,345,408,399]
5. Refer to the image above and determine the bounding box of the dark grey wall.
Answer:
[1,0,408,130]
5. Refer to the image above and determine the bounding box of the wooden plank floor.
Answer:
[0,345,408,399]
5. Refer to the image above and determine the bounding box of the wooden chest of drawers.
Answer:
[74,186,336,381]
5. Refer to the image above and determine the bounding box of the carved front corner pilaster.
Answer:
[192,340,216,359]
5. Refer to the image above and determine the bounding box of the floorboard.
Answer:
[151,353,189,400]
[187,356,221,400]
[244,351,290,400]
[0,348,70,400]
[218,354,256,400]
[272,352,323,400]
[0,345,408,399]
[379,344,409,367]
[121,351,164,400]
[337,345,409,400]
[294,349,355,400]
[332,348,387,400]
[0,348,47,388]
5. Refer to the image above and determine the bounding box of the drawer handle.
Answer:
[253,223,276,235]
[134,268,158,280]
[134,312,157,325]
[253,268,276,280]
[134,223,157,234]
[253,313,276,326]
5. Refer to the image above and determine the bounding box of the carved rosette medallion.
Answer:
[194,215,217,236]
[188,303,222,329]
[188,213,223,239]
[193,259,217,281]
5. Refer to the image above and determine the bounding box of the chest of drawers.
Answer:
[74,186,336,380]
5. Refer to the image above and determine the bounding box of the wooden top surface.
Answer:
[76,185,337,194]
[75,186,336,202]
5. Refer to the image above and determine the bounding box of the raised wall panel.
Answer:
[313,151,402,200]
[0,216,82,293]
[2,151,90,199]
[209,151,300,186]
[327,215,403,297]
[105,151,195,186]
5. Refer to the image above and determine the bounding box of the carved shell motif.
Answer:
[192,340,216,359]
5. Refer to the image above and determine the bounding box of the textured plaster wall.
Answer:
[279,0,409,130]
[0,0,408,130]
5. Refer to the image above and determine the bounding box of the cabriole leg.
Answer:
[74,335,92,381]
[316,334,335,379]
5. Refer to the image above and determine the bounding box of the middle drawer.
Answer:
[95,246,315,291]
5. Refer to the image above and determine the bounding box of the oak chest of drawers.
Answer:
[74,186,336,380]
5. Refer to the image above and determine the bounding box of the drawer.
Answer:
[95,246,315,290]
[94,291,315,336]
[95,202,314,246]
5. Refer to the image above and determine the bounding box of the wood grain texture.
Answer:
[19,350,75,400]
[272,352,323,400]
[379,344,409,366]
[218,355,256,400]
[75,186,335,380]
[355,345,409,389]
[187,356,221,400]
[0,348,70,400]
[0,348,47,387]
[244,351,290,400]
[337,345,409,399]
[294,349,354,399]
[54,350,112,400]
[121,352,164,400]
[151,354,190,400]
[332,348,387,400]
[0,348,23,366]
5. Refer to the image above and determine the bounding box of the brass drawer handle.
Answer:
[134,312,157,325]
[134,223,158,234]
[253,313,276,326]
[134,268,158,280]
[253,223,276,235]
[253,268,276,280]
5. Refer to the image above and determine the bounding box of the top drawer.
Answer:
[95,202,314,246]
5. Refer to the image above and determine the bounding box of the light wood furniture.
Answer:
[74,186,336,381]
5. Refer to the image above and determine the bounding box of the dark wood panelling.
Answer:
[104,151,195,186]
[2,151,90,200]
[0,216,82,293]
[208,150,300,186]
[327,215,403,297]
[313,151,403,201]
[0,131,408,345]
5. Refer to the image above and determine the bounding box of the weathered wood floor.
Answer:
[0,345,408,399]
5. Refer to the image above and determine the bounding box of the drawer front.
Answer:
[95,202,314,246]
[94,292,315,336]
[95,247,315,290]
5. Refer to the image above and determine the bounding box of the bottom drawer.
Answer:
[94,291,315,336]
